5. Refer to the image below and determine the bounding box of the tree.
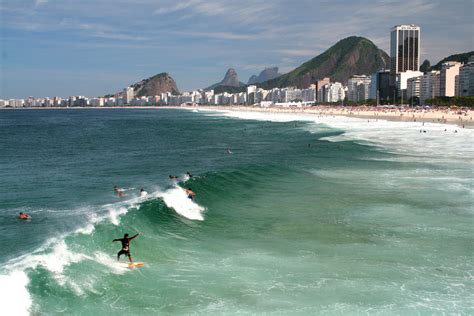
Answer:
[420,59,431,73]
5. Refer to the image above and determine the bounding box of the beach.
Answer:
[188,105,474,128]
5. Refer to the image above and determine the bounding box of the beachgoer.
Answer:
[18,212,31,220]
[113,233,139,263]
[185,188,196,200]
[114,186,125,197]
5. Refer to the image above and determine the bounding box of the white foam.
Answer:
[93,252,128,274]
[206,109,474,164]
[107,206,128,226]
[0,271,32,316]
[157,185,205,221]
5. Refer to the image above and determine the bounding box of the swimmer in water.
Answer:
[18,212,31,220]
[114,186,125,197]
[169,175,179,180]
[139,188,148,197]
[185,188,196,200]
[186,171,193,178]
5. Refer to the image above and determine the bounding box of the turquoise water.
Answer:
[0,108,472,314]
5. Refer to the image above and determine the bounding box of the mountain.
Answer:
[247,67,281,84]
[132,72,179,97]
[206,68,246,90]
[259,36,390,89]
[431,51,474,70]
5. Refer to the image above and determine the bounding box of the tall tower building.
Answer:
[390,24,421,75]
[123,87,135,104]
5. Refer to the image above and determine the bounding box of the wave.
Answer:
[0,183,206,315]
[203,109,474,164]
[155,185,205,221]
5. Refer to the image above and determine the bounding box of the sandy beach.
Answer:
[191,105,474,128]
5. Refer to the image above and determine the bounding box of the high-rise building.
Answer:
[390,24,421,75]
[123,87,135,104]
[420,71,440,105]
[458,56,474,96]
[439,61,461,97]
[347,75,371,102]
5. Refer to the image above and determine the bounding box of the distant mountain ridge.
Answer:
[258,36,389,89]
[248,67,281,84]
[132,72,179,97]
[431,51,474,70]
[206,68,245,90]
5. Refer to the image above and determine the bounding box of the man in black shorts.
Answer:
[113,233,139,263]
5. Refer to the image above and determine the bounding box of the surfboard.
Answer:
[127,262,145,268]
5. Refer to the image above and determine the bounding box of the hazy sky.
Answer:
[1,0,473,98]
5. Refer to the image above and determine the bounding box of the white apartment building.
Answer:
[440,61,461,97]
[347,75,371,102]
[406,76,422,99]
[123,87,135,104]
[420,71,440,105]
[324,82,345,103]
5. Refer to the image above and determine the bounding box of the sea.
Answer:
[0,108,472,315]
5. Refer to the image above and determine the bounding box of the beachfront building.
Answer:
[390,24,420,75]
[281,87,303,103]
[420,71,440,105]
[347,75,371,102]
[396,70,423,103]
[315,77,330,102]
[7,99,25,107]
[90,98,104,107]
[302,85,317,102]
[406,76,422,100]
[247,85,257,105]
[439,61,461,97]
[322,82,345,103]
[123,87,135,104]
[457,57,474,96]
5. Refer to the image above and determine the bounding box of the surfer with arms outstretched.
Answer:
[113,233,139,263]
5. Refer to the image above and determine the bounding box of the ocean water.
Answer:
[0,108,472,315]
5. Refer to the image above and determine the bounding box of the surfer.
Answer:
[18,212,31,220]
[113,233,139,263]
[139,188,148,197]
[185,188,196,200]
[114,186,125,197]
[169,175,179,180]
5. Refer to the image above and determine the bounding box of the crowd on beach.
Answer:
[193,105,474,128]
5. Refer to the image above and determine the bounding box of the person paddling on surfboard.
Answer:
[18,212,31,220]
[113,233,139,263]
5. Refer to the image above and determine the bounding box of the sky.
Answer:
[1,0,473,98]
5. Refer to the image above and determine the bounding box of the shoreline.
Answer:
[2,105,473,128]
[189,105,474,128]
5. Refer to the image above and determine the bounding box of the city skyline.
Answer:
[1,0,473,98]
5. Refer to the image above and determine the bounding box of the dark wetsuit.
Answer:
[113,234,139,261]
[117,238,131,259]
